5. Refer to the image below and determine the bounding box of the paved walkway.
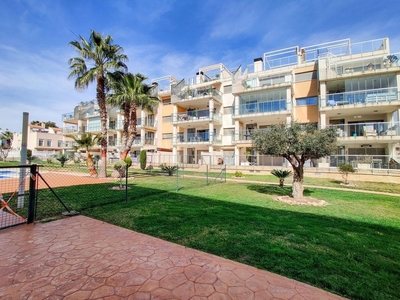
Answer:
[0,216,345,299]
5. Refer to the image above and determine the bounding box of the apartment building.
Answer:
[63,37,400,170]
[12,123,74,158]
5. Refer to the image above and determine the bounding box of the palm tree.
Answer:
[108,73,159,160]
[0,130,13,161]
[271,169,292,187]
[68,30,128,177]
[68,133,100,176]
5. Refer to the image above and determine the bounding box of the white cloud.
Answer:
[0,45,93,131]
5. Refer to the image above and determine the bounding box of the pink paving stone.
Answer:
[0,216,346,299]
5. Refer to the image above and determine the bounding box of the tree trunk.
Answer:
[279,178,284,187]
[292,166,304,198]
[86,152,97,176]
[119,102,130,160]
[120,103,137,160]
[97,74,107,178]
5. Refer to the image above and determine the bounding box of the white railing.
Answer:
[322,87,398,107]
[328,122,400,138]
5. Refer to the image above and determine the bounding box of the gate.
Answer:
[0,165,36,229]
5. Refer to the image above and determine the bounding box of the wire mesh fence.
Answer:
[1,161,228,227]
[0,165,32,229]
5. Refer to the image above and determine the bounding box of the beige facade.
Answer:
[63,37,400,171]
[13,124,74,158]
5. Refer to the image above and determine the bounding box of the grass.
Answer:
[33,175,400,300]
[181,169,400,194]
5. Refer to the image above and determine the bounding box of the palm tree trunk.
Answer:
[86,152,97,176]
[97,74,108,177]
[120,102,130,160]
[120,103,137,160]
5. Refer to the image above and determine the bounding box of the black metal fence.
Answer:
[0,162,227,229]
[0,165,35,229]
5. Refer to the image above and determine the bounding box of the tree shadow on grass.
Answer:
[247,184,314,197]
[38,182,400,300]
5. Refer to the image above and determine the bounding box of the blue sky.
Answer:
[1,0,400,131]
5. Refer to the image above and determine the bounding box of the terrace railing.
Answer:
[322,87,398,107]
[236,99,287,115]
[328,122,400,138]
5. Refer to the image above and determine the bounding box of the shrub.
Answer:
[27,149,33,164]
[124,156,132,168]
[56,154,69,167]
[114,160,127,177]
[271,169,292,187]
[146,165,153,171]
[160,163,177,176]
[338,163,355,185]
[234,171,243,177]
[47,157,54,164]
[139,150,147,170]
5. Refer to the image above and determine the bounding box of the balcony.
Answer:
[233,74,292,94]
[172,109,221,126]
[234,130,255,144]
[172,87,222,106]
[321,87,399,108]
[62,112,76,123]
[175,133,221,145]
[328,122,400,142]
[234,99,288,121]
[328,155,400,170]
[321,53,400,80]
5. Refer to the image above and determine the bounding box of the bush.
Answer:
[234,171,243,177]
[160,163,177,176]
[146,165,153,171]
[271,169,292,187]
[56,154,69,167]
[47,157,54,164]
[139,150,147,170]
[113,160,127,178]
[338,163,355,185]
[124,156,132,168]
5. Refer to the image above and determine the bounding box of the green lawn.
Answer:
[34,175,400,300]
[181,169,400,194]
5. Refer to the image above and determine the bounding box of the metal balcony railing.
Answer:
[173,110,221,123]
[323,87,398,107]
[328,122,400,138]
[328,155,400,170]
[327,53,400,78]
[173,88,222,102]
[236,99,287,115]
[62,112,74,121]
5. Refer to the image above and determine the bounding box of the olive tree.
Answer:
[252,123,337,199]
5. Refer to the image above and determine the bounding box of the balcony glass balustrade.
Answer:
[174,88,222,102]
[324,87,398,107]
[237,99,287,115]
[328,122,400,138]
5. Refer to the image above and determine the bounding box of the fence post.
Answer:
[125,164,128,203]
[206,165,209,185]
[27,164,37,224]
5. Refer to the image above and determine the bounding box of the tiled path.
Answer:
[0,216,345,299]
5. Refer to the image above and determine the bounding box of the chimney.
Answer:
[196,71,204,84]
[253,57,263,72]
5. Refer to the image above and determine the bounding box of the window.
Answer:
[46,140,52,147]
[295,71,317,82]
[162,133,172,140]
[38,139,44,147]
[296,96,318,106]
[58,140,63,147]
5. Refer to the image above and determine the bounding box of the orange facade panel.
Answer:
[294,106,319,123]
[294,79,318,98]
